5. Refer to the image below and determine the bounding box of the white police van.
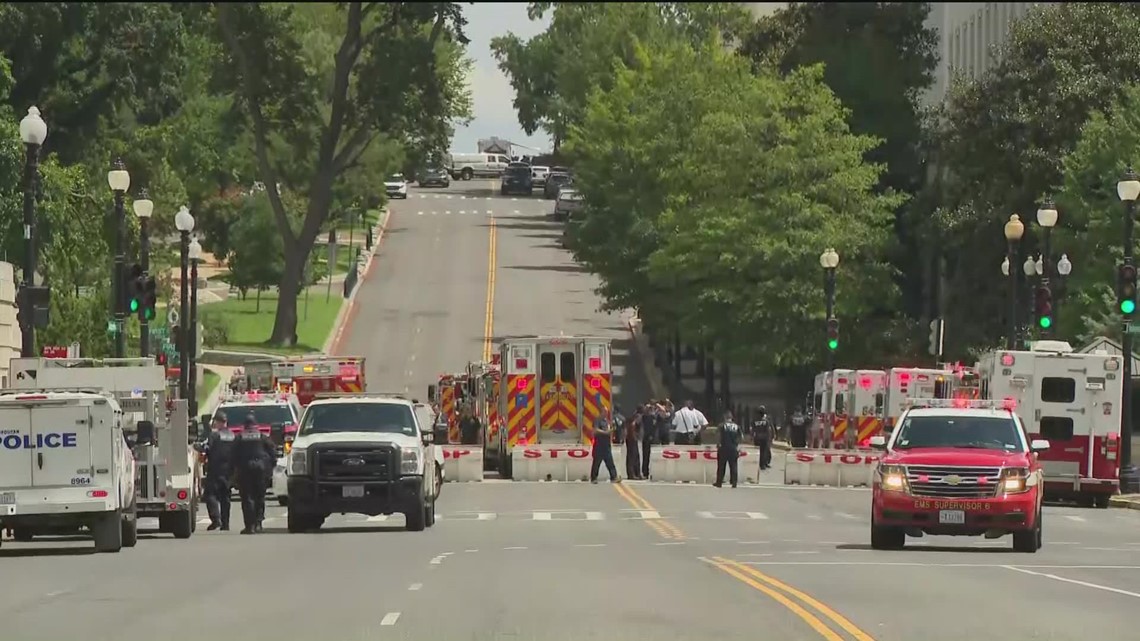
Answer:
[0,391,137,552]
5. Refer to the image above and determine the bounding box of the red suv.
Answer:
[869,399,1049,553]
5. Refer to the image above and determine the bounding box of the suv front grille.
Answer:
[905,465,1001,499]
[314,446,395,482]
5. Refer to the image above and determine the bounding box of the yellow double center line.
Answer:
[482,217,497,362]
[613,483,684,540]
[702,556,877,641]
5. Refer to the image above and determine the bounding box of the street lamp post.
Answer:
[1116,169,1140,494]
[1055,254,1072,323]
[17,107,47,357]
[175,206,195,402]
[1023,255,1038,345]
[133,190,154,357]
[108,160,131,358]
[1036,199,1059,336]
[188,237,202,419]
[1003,215,1026,349]
[819,248,840,372]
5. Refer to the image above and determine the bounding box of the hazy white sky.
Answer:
[451,3,552,154]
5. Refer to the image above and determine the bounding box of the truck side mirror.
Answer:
[136,420,156,447]
[868,435,887,450]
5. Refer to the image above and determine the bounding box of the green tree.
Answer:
[741,3,939,317]
[227,193,285,310]
[213,2,472,345]
[566,38,901,371]
[932,2,1140,352]
[491,2,751,151]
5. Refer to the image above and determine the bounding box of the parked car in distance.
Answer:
[531,165,550,186]
[544,172,573,199]
[417,167,450,188]
[553,188,583,221]
[501,164,534,196]
[384,174,408,199]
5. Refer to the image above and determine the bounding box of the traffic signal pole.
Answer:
[112,187,126,358]
[139,215,150,357]
[1121,193,1138,494]
[825,266,836,372]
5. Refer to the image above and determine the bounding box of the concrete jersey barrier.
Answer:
[440,445,483,482]
[509,444,764,483]
[783,449,881,487]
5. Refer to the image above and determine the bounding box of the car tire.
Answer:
[93,510,124,553]
[1012,509,1042,553]
[287,507,323,533]
[405,486,427,532]
[425,501,436,528]
[1093,494,1110,509]
[121,500,139,548]
[171,507,194,540]
[870,520,905,550]
[462,168,473,180]
[434,463,443,499]
[12,528,34,542]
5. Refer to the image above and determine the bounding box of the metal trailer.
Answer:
[8,357,201,538]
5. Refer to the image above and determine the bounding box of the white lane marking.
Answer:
[441,552,454,556]
[366,515,389,522]
[818,541,846,546]
[417,211,423,216]
[1064,515,1087,523]
[446,195,453,199]
[533,512,552,520]
[408,584,422,591]
[585,512,604,521]
[1004,565,1140,599]
[486,210,493,214]
[739,541,770,545]
[459,210,466,214]
[1084,547,1140,552]
[575,543,607,547]
[429,556,444,565]
[835,512,859,520]
[711,538,737,542]
[380,612,401,626]
[503,546,528,550]
[638,510,661,519]
[465,549,479,553]
[788,551,820,555]
[1052,541,1081,545]
[511,198,518,201]
[739,553,773,558]
[655,542,686,546]
[409,354,416,362]
[478,512,497,520]
[45,589,72,598]
[746,512,768,520]
[444,210,452,215]
[806,515,823,520]
[513,210,520,214]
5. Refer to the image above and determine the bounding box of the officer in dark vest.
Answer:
[202,414,235,531]
[233,414,276,534]
[714,411,742,488]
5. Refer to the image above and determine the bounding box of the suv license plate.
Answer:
[939,510,965,525]
[0,491,14,505]
[342,486,365,498]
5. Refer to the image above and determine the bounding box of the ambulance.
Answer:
[270,356,365,406]
[465,359,503,470]
[494,335,613,478]
[882,367,957,433]
[813,370,859,447]
[430,373,469,444]
[213,390,303,455]
[977,340,1123,507]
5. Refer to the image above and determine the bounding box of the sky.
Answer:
[450,3,552,155]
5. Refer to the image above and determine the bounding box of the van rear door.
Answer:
[0,407,34,489]
[30,404,93,488]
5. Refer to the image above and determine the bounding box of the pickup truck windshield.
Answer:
[299,403,417,436]
[220,405,294,427]
[893,415,1022,452]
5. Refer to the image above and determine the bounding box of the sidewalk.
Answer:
[1109,494,1140,510]
[325,209,389,354]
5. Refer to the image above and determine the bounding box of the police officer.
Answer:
[752,405,773,472]
[233,414,276,534]
[589,412,620,484]
[202,414,235,531]
[713,411,741,488]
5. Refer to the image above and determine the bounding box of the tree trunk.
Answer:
[255,288,261,313]
[268,253,305,346]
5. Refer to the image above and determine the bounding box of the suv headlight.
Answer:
[400,447,421,475]
[287,449,308,476]
[878,464,908,492]
[1001,467,1033,494]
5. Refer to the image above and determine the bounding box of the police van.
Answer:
[0,391,138,552]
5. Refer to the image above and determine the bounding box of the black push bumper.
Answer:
[287,476,423,517]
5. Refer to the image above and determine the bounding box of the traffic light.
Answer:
[1118,263,1137,316]
[928,318,944,356]
[141,276,157,321]
[126,263,145,315]
[826,317,840,351]
[18,285,51,329]
[1035,285,1054,329]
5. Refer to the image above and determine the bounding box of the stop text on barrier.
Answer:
[522,448,591,459]
[793,452,879,465]
[442,448,474,459]
[661,449,748,460]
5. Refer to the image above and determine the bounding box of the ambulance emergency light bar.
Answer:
[904,397,1018,411]
[223,391,294,403]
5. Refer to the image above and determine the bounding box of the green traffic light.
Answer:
[129,298,140,313]
[827,339,838,351]
[1039,316,1052,329]
[1123,299,1137,315]
[144,308,155,321]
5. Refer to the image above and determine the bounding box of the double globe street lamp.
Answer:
[1002,214,1026,349]
[133,190,154,356]
[175,206,195,401]
[188,237,202,418]
[1116,169,1140,494]
[17,106,47,357]
[108,160,131,358]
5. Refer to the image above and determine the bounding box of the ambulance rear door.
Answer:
[851,370,886,443]
[537,338,581,443]
[1032,353,1092,486]
[830,369,854,443]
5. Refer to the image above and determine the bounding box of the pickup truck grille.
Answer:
[905,465,1001,499]
[313,446,394,482]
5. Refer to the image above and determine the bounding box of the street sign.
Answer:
[42,345,67,359]
[168,306,180,326]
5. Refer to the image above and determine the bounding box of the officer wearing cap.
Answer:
[233,413,276,534]
[202,414,235,531]
[714,410,742,488]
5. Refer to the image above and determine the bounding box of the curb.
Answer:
[1109,496,1140,510]
[326,209,390,355]
[625,314,669,400]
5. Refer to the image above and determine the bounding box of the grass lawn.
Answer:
[314,244,359,276]
[197,370,222,407]
[200,286,343,355]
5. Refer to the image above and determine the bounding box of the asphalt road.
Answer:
[5,180,1137,639]
[3,483,1137,640]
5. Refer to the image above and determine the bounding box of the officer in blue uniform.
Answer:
[202,414,235,531]
[714,411,742,488]
[233,414,276,534]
